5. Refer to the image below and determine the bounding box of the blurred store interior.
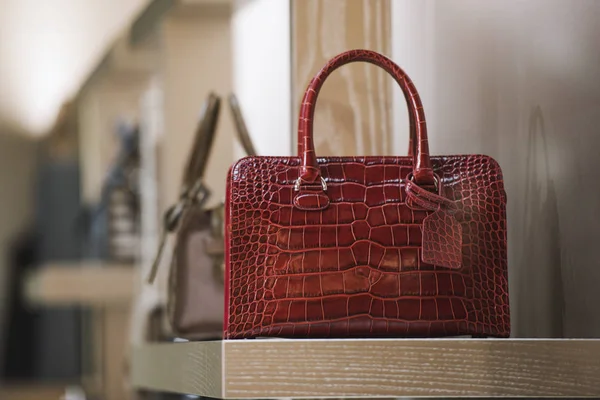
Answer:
[1,0,600,399]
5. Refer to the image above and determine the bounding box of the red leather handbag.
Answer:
[224,50,510,339]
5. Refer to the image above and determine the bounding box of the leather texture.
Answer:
[422,207,463,270]
[224,49,510,339]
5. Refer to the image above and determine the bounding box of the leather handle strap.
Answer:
[297,49,435,186]
[147,93,220,284]
[182,93,221,192]
[405,178,457,214]
[228,94,258,157]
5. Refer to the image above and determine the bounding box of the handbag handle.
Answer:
[228,94,258,157]
[182,93,221,192]
[146,93,221,284]
[297,49,435,187]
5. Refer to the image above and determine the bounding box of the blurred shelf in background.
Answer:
[24,263,137,307]
[21,262,135,400]
[0,383,71,400]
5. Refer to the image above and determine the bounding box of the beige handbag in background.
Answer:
[148,93,256,339]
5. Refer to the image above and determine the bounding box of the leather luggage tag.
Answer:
[422,207,462,269]
[405,179,462,269]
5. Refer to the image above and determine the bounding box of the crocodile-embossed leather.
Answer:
[224,50,509,339]
[422,208,463,270]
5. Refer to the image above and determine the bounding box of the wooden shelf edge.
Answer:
[132,340,223,398]
[131,338,600,399]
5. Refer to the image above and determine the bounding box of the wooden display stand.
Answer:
[132,338,600,398]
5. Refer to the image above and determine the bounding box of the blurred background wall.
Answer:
[392,0,600,338]
[0,135,38,374]
[0,0,152,382]
[0,0,151,136]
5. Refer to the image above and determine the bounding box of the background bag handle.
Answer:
[181,92,221,194]
[297,49,435,187]
[147,92,258,284]
[228,94,257,157]
[147,93,221,284]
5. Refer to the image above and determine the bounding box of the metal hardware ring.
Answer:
[406,172,440,194]
[293,176,328,192]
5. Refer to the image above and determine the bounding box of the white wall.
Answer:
[392,0,600,338]
[231,0,291,157]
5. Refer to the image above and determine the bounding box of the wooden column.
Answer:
[292,0,392,156]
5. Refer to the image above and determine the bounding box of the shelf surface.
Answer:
[131,338,600,398]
